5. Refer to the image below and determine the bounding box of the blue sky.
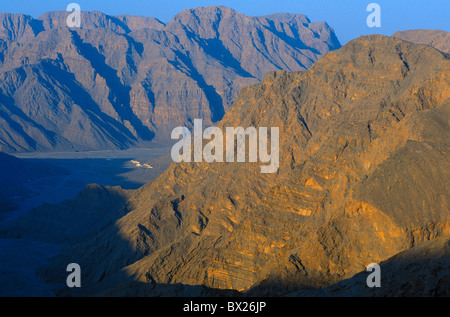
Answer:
[1,0,449,44]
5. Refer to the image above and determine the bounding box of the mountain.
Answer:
[393,29,450,53]
[0,6,341,153]
[0,152,66,213]
[2,183,131,243]
[3,34,448,296]
[288,236,449,297]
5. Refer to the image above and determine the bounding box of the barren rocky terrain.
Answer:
[0,6,340,152]
[394,29,450,53]
[2,34,448,296]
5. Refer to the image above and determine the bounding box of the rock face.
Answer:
[3,35,449,296]
[0,6,341,152]
[393,29,450,53]
[289,236,450,297]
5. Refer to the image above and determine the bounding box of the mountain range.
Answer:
[394,29,450,54]
[0,152,66,213]
[2,33,448,296]
[0,6,340,152]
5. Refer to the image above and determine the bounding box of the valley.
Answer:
[0,145,171,296]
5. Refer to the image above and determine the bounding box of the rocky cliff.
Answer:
[0,6,340,152]
[288,236,449,297]
[393,29,450,53]
[2,34,449,296]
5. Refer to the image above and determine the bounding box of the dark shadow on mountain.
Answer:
[168,50,225,123]
[0,91,61,151]
[35,158,147,189]
[106,16,132,34]
[0,199,19,214]
[0,155,150,233]
[68,29,154,141]
[245,237,450,297]
[263,20,341,55]
[35,236,450,297]
[0,39,6,61]
[0,107,38,151]
[49,268,242,297]
[0,182,135,297]
[140,79,155,109]
[123,33,144,57]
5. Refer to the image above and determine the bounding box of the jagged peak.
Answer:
[393,29,450,54]
[0,12,33,20]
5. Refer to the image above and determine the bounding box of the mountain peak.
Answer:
[2,24,449,296]
[0,7,340,152]
[393,29,450,54]
[314,34,448,72]
[259,12,310,24]
[22,33,449,295]
[0,13,40,42]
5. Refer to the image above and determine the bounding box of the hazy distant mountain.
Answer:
[4,35,448,296]
[393,29,450,53]
[289,236,449,297]
[0,6,340,152]
[0,152,66,212]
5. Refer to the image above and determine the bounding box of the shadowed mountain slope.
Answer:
[3,35,449,296]
[0,6,340,152]
[393,29,450,54]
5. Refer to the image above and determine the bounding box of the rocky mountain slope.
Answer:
[0,6,340,152]
[0,152,66,213]
[2,34,449,296]
[393,29,450,53]
[288,236,449,297]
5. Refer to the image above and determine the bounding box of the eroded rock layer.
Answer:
[3,35,448,296]
[0,6,340,152]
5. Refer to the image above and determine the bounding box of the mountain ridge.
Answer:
[3,34,448,296]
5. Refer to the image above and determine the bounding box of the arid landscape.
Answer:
[0,3,448,300]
